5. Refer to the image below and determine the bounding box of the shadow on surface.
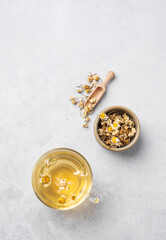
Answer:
[111,131,146,161]
[44,185,108,230]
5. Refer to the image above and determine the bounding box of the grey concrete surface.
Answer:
[0,0,166,239]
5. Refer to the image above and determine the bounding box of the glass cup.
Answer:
[32,148,99,210]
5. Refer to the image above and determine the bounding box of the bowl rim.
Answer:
[94,106,140,151]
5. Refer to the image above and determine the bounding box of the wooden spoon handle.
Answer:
[103,71,115,87]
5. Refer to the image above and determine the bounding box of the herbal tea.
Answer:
[32,148,92,210]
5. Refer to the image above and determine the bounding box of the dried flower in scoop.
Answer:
[89,98,96,104]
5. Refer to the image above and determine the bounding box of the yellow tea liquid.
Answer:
[32,148,92,210]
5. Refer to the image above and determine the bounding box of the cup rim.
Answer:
[32,148,93,210]
[94,106,140,151]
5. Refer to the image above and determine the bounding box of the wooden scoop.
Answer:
[84,71,115,110]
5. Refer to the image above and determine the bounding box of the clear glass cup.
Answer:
[32,148,99,210]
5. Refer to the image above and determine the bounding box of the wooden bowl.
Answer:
[94,106,140,151]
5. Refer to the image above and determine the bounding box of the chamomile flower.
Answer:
[100,112,109,121]
[112,121,120,130]
[111,136,120,144]
[38,175,51,187]
[82,123,88,128]
[107,126,114,133]
[89,98,96,104]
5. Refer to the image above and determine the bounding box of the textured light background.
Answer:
[0,0,166,239]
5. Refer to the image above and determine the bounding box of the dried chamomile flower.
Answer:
[77,100,84,109]
[128,128,136,137]
[100,112,109,120]
[81,110,87,118]
[81,107,90,118]
[92,80,98,87]
[123,125,129,130]
[112,130,120,136]
[71,195,77,201]
[58,196,66,204]
[98,128,103,135]
[105,139,111,145]
[92,74,99,81]
[88,72,99,81]
[84,106,90,113]
[100,121,107,127]
[115,115,123,123]
[111,136,120,144]
[69,72,102,128]
[112,121,120,130]
[128,120,134,127]
[104,119,111,125]
[84,117,90,123]
[123,113,130,121]
[77,88,83,93]
[83,123,88,128]
[132,128,136,133]
[108,113,117,121]
[72,99,77,104]
[44,159,51,168]
[73,170,88,176]
[125,138,130,144]
[41,175,51,184]
[107,126,113,133]
[88,76,93,83]
[89,98,96,104]
[124,118,131,125]
[86,89,91,93]
[119,129,124,135]
[84,84,90,90]
[69,96,75,100]
[98,112,137,148]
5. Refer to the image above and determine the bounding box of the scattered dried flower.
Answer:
[72,99,77,104]
[84,117,90,123]
[77,100,84,109]
[69,96,75,100]
[83,123,88,128]
[69,72,102,128]
[77,89,83,93]
[84,84,90,90]
[88,76,93,82]
[92,75,99,81]
[85,89,90,93]
[92,80,98,87]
